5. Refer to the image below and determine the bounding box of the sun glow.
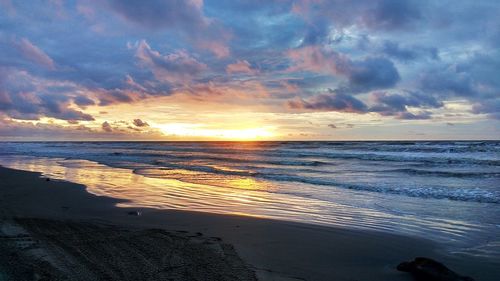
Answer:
[154,123,276,140]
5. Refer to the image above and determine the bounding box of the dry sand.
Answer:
[1,166,498,281]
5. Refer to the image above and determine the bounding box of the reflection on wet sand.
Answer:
[2,156,401,226]
[1,155,499,260]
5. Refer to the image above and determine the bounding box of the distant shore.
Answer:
[0,166,498,281]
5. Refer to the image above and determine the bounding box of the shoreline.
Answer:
[1,166,498,280]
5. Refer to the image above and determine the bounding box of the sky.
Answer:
[0,0,499,140]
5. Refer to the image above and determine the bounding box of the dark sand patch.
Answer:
[0,218,256,281]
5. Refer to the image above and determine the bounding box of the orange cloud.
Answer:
[226,60,258,75]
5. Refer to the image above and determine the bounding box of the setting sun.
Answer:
[154,123,276,140]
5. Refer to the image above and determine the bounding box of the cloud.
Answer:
[0,0,498,139]
[348,57,400,92]
[420,70,477,97]
[13,38,55,69]
[97,89,140,106]
[0,118,91,139]
[0,69,95,121]
[288,46,351,75]
[287,91,367,113]
[73,95,95,107]
[226,60,257,74]
[472,99,500,119]
[133,40,207,84]
[288,46,400,92]
[175,80,270,103]
[369,91,442,119]
[107,0,205,30]
[0,117,164,140]
[362,0,422,31]
[328,123,355,129]
[101,121,112,132]
[396,111,432,120]
[133,118,149,127]
[287,89,444,120]
[107,0,230,57]
[293,0,423,32]
[381,41,439,62]
[0,0,15,16]
[371,91,442,112]
[41,97,95,121]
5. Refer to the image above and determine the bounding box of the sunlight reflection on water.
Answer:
[1,155,499,261]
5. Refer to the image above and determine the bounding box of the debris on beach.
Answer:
[397,257,474,281]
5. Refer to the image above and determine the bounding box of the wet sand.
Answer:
[1,166,498,281]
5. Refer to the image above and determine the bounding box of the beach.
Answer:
[2,0,499,279]
[1,166,498,281]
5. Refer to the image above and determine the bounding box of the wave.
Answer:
[261,174,500,204]
[290,151,500,166]
[2,141,499,205]
[103,147,500,167]
[2,141,499,166]
[132,164,500,204]
[386,168,500,178]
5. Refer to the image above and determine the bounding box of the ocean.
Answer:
[0,141,499,259]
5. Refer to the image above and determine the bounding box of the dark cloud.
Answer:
[369,91,442,119]
[288,91,367,113]
[0,117,164,140]
[0,118,92,139]
[107,0,206,30]
[293,0,423,33]
[289,46,400,93]
[98,89,137,106]
[133,118,149,127]
[12,38,55,69]
[101,121,112,132]
[0,91,89,121]
[396,111,432,120]
[133,40,207,84]
[73,95,95,107]
[420,71,477,97]
[347,57,400,92]
[328,123,355,129]
[472,99,500,120]
[301,18,330,46]
[288,89,441,120]
[381,41,439,62]
[107,0,230,57]
[363,0,422,30]
[414,52,500,120]
[371,91,443,112]
[0,69,94,121]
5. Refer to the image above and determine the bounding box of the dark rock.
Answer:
[397,257,474,281]
[45,178,50,181]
